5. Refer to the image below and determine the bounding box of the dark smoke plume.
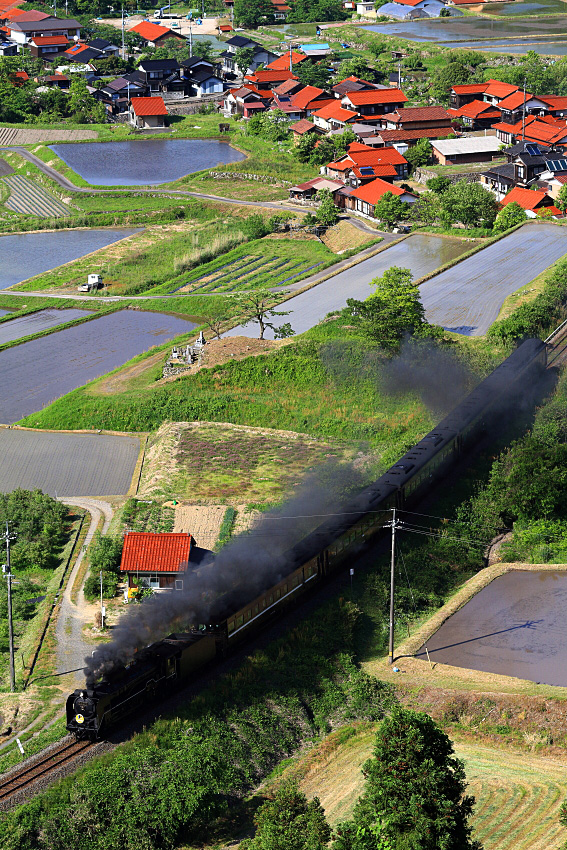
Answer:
[84,462,367,682]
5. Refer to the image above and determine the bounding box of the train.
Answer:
[66,338,547,741]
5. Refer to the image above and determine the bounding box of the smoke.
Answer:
[379,338,478,416]
[84,462,367,683]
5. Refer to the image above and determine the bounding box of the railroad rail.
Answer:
[0,739,92,801]
[546,318,567,367]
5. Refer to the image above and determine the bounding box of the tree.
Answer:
[346,267,425,351]
[426,175,451,194]
[404,137,432,171]
[493,201,528,233]
[374,191,407,228]
[410,190,442,225]
[234,288,294,339]
[243,781,331,850]
[333,708,483,850]
[431,60,473,103]
[287,0,346,21]
[242,213,270,239]
[234,0,274,26]
[234,46,257,75]
[441,180,498,229]
[202,309,235,340]
[295,60,332,88]
[316,188,339,226]
[296,132,318,163]
[338,56,373,81]
[557,182,567,213]
[68,75,105,123]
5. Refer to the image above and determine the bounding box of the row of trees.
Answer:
[244,708,482,850]
[233,0,346,27]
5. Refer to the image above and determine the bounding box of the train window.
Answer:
[228,621,235,634]
[236,615,244,627]
[254,604,259,615]
[269,595,273,605]
[275,589,281,600]
[282,584,288,594]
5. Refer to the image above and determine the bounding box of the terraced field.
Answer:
[295,727,567,850]
[0,127,96,145]
[3,175,71,217]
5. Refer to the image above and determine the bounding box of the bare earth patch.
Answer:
[160,336,285,381]
[173,503,226,550]
[320,221,375,254]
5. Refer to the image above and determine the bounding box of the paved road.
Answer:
[55,499,114,688]
[420,222,567,335]
[224,233,467,340]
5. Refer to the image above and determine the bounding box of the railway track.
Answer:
[546,319,567,367]
[0,739,92,801]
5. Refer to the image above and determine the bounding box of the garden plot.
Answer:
[166,240,333,295]
[138,421,360,506]
[3,175,71,217]
[0,429,140,497]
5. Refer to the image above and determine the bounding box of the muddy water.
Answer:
[0,309,197,424]
[417,570,567,686]
[0,309,91,345]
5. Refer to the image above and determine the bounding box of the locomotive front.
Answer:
[66,688,99,740]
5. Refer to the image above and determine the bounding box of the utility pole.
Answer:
[388,508,399,665]
[522,77,527,141]
[100,571,105,630]
[121,5,125,60]
[289,41,293,73]
[189,24,192,58]
[3,523,16,692]
[398,60,401,89]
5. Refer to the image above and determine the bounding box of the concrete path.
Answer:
[55,499,113,689]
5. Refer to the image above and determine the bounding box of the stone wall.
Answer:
[414,167,482,186]
[207,171,292,186]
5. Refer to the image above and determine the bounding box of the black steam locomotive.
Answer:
[66,338,547,741]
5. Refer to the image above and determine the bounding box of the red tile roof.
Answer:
[64,42,89,55]
[394,0,425,5]
[290,84,324,109]
[131,95,167,116]
[539,95,567,110]
[453,99,500,119]
[521,119,567,145]
[32,34,69,45]
[484,79,519,99]
[246,69,297,83]
[500,186,550,211]
[120,532,193,573]
[219,24,233,31]
[371,126,455,142]
[348,141,375,151]
[388,105,451,123]
[314,101,358,122]
[290,118,320,134]
[130,20,177,41]
[344,88,408,106]
[274,78,302,96]
[497,91,534,111]
[265,51,307,70]
[350,178,410,204]
[452,83,488,94]
[351,163,397,179]
[328,147,407,170]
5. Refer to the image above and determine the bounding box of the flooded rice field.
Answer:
[420,223,567,335]
[364,17,567,53]
[0,229,140,290]
[0,310,10,317]
[417,570,567,687]
[50,139,246,186]
[0,309,91,345]
[225,234,467,340]
[0,429,140,496]
[0,309,197,423]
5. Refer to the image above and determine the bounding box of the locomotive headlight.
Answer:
[75,714,85,724]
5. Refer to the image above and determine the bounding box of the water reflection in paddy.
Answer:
[0,309,198,424]
[50,139,246,186]
[0,309,91,345]
[418,570,567,686]
[0,229,140,290]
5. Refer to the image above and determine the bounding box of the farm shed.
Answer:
[120,532,194,591]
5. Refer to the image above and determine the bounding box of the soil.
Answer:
[173,503,226,550]
[159,336,287,384]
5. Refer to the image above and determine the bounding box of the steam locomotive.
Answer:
[66,338,547,741]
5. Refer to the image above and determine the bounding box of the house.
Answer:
[245,69,298,90]
[539,171,567,200]
[448,99,501,130]
[345,178,416,218]
[288,176,344,201]
[224,84,272,116]
[382,105,452,131]
[29,34,69,58]
[273,85,332,120]
[120,531,194,591]
[380,0,451,16]
[34,72,70,89]
[450,82,492,110]
[289,118,325,144]
[332,76,380,98]
[265,50,307,71]
[300,42,332,59]
[324,142,408,184]
[364,125,455,147]
[480,141,567,199]
[6,15,81,48]
[341,88,408,119]
[137,58,185,93]
[356,1,376,13]
[496,90,550,125]
[271,0,291,19]
[129,95,168,129]
[88,37,120,57]
[220,35,278,75]
[129,20,185,48]
[97,75,147,116]
[500,185,560,217]
[493,114,567,148]
[0,39,17,55]
[313,101,359,131]
[273,77,303,98]
[181,57,224,97]
[431,136,503,165]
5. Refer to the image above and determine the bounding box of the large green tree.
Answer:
[333,708,482,850]
[346,267,425,351]
[233,0,274,27]
[243,781,331,850]
[374,191,407,228]
[492,201,528,233]
[431,60,473,103]
[316,188,339,225]
[404,137,432,171]
[441,180,498,229]
[234,287,294,339]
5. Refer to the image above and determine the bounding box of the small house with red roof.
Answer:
[381,105,452,132]
[448,99,501,130]
[289,118,325,144]
[325,143,408,183]
[341,88,408,119]
[345,178,416,218]
[500,186,560,218]
[129,19,184,47]
[129,95,167,129]
[265,51,307,71]
[120,532,194,591]
[313,101,359,131]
